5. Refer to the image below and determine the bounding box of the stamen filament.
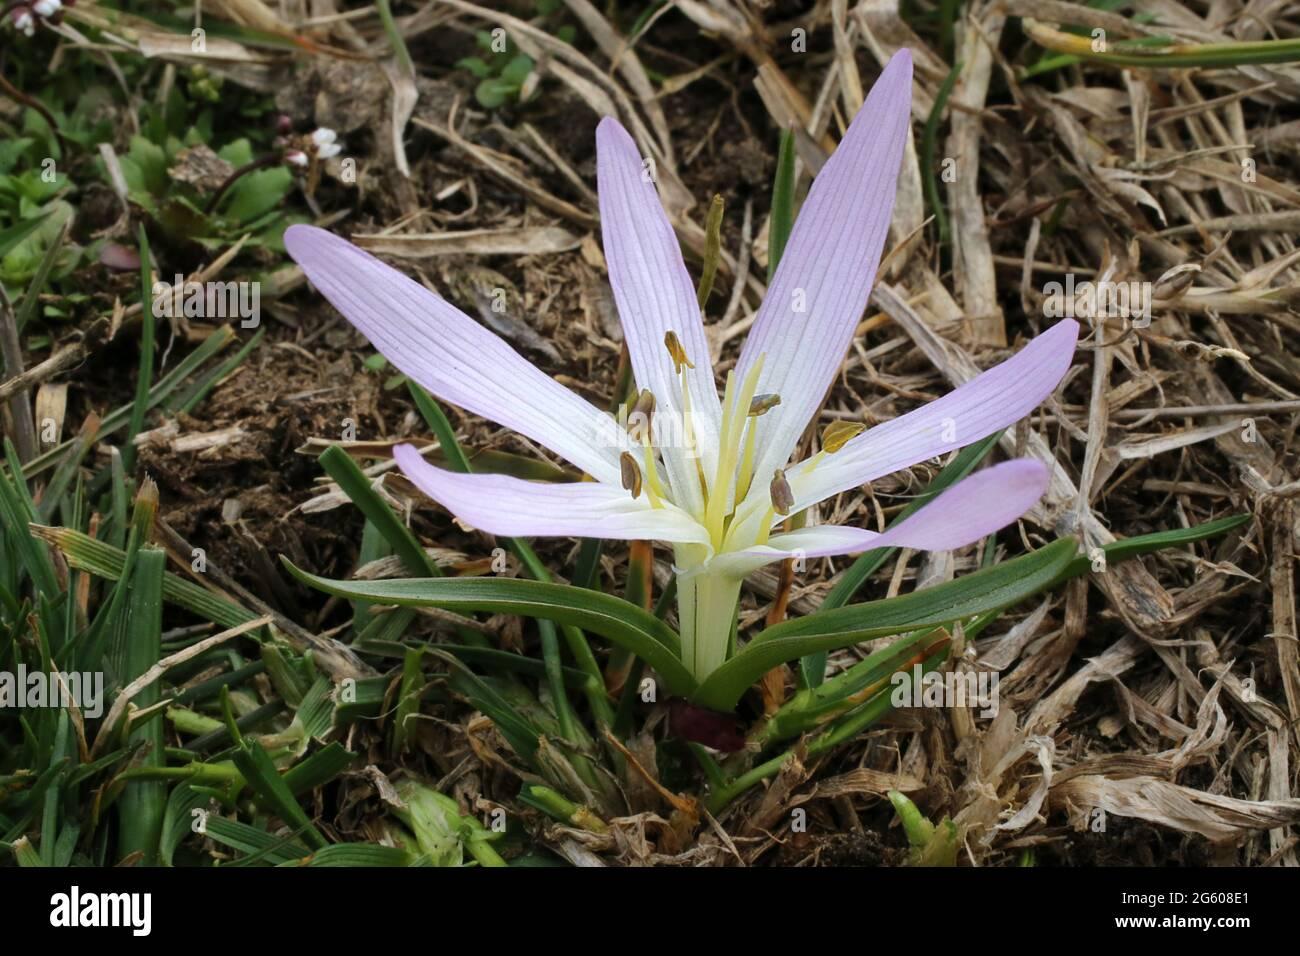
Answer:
[705,369,739,542]
[679,365,705,503]
[736,422,759,501]
[705,356,766,547]
[640,434,665,507]
[736,391,779,502]
[663,330,706,513]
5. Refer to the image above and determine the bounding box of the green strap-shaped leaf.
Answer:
[692,537,1077,710]
[768,127,796,281]
[281,560,697,697]
[1052,513,1250,582]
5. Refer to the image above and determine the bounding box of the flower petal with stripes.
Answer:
[598,117,721,514]
[769,319,1078,521]
[393,445,711,547]
[707,459,1049,578]
[733,50,914,503]
[285,225,622,486]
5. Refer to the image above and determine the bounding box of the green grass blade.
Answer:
[1052,513,1251,583]
[319,444,439,577]
[204,815,310,864]
[1023,22,1300,68]
[159,785,209,866]
[122,224,155,472]
[282,742,357,796]
[0,447,62,596]
[290,844,413,866]
[764,126,795,280]
[768,128,796,281]
[228,738,327,850]
[921,60,962,247]
[116,547,167,865]
[31,524,261,630]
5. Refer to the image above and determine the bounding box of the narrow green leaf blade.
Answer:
[319,444,438,577]
[228,739,327,850]
[116,547,167,865]
[768,128,796,280]
[281,560,696,697]
[1053,513,1250,583]
[693,537,1077,710]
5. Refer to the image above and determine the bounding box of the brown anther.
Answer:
[630,389,656,425]
[627,389,656,443]
[620,452,643,499]
[748,393,782,417]
[821,420,865,453]
[664,330,694,373]
[770,469,794,515]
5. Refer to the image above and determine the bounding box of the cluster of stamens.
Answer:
[615,331,867,553]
